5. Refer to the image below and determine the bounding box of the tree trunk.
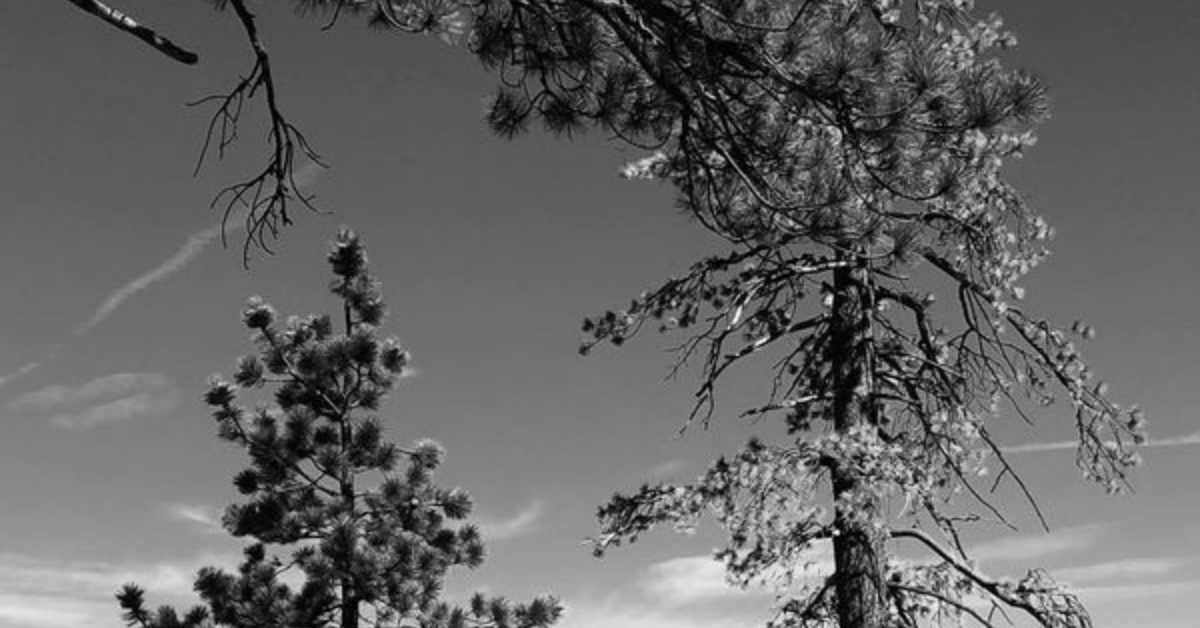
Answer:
[340,302,358,628]
[828,260,887,628]
[341,467,358,628]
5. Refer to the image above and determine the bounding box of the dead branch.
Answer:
[194,0,325,266]
[62,0,198,65]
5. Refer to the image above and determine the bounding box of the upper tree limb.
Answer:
[61,0,198,64]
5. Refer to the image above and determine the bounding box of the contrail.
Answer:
[0,361,42,390]
[0,344,63,391]
[75,162,325,336]
[74,218,246,335]
[1003,430,1200,453]
[1,166,327,392]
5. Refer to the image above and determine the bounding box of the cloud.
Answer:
[1003,430,1200,454]
[8,373,178,429]
[640,544,831,608]
[1074,579,1200,604]
[476,501,547,541]
[0,361,41,390]
[645,459,690,479]
[0,593,108,628]
[72,166,326,336]
[641,556,744,606]
[1054,557,1185,584]
[559,593,769,628]
[1001,438,1106,453]
[966,522,1108,564]
[1144,430,1200,447]
[163,503,224,535]
[0,554,195,599]
[73,220,246,335]
[558,551,787,628]
[9,373,164,410]
[0,551,236,628]
[48,391,179,429]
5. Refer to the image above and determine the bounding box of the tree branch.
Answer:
[891,583,1001,628]
[196,0,323,265]
[63,0,198,65]
[891,527,1090,628]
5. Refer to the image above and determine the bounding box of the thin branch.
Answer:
[892,527,1090,628]
[892,583,1000,628]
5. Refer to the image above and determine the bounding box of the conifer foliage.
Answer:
[116,230,561,628]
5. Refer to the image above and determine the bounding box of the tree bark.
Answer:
[340,463,359,628]
[340,298,359,628]
[828,259,887,628]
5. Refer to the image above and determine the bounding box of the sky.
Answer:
[0,1,1197,627]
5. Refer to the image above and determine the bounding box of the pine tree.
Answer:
[116,229,561,628]
[542,4,1146,628]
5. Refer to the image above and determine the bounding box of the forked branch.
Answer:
[193,0,324,265]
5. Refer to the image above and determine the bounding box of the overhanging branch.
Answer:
[63,0,198,65]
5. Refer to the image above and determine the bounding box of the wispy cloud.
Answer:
[162,503,224,535]
[0,593,111,628]
[1004,430,1200,454]
[8,372,179,429]
[645,459,690,479]
[1054,557,1186,584]
[1074,579,1200,604]
[1144,430,1200,447]
[1001,439,1102,453]
[73,219,247,336]
[48,391,178,429]
[0,551,235,628]
[559,593,769,628]
[0,360,42,390]
[641,556,750,606]
[9,373,165,410]
[967,522,1109,564]
[640,544,831,608]
[72,163,322,337]
[476,501,547,541]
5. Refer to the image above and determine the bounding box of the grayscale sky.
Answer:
[0,2,1197,627]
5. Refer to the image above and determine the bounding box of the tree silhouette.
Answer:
[116,229,561,628]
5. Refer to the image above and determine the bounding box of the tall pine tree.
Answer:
[117,229,561,628]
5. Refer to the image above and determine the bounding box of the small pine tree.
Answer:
[117,229,561,628]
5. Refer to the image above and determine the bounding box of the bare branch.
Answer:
[62,0,198,65]
[194,0,325,265]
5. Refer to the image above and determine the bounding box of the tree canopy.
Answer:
[117,230,561,628]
